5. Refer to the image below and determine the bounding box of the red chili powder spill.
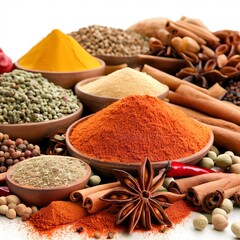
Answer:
[74,200,193,238]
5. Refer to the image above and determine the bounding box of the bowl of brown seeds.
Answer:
[5,155,91,207]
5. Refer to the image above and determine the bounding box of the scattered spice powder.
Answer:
[10,156,87,188]
[74,200,193,238]
[70,95,211,163]
[29,201,87,231]
[80,67,168,98]
[73,205,125,237]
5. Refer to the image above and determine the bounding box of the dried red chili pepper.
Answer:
[0,48,14,73]
[0,186,10,196]
[166,161,215,178]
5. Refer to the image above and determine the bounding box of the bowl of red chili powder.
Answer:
[66,95,214,176]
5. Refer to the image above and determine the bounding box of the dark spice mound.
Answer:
[222,78,240,106]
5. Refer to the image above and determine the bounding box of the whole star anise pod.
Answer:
[100,158,173,234]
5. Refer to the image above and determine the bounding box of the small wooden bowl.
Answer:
[74,77,169,113]
[0,104,83,143]
[5,156,91,207]
[15,58,106,89]
[65,115,214,177]
[94,54,139,68]
[137,54,189,75]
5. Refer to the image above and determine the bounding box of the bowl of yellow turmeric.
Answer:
[15,29,106,89]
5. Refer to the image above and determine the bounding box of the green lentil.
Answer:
[0,70,81,124]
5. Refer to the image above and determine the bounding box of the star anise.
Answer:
[45,130,68,155]
[100,158,173,234]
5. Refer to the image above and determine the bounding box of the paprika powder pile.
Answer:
[29,201,87,231]
[70,95,211,163]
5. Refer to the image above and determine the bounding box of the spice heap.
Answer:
[18,29,101,72]
[70,95,211,163]
[29,201,87,231]
[10,156,87,188]
[79,67,168,98]
[0,69,80,124]
[223,79,240,106]
[69,25,149,57]
[0,132,41,173]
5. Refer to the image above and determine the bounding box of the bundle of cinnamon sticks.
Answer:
[70,180,186,214]
[142,64,240,155]
[168,172,240,213]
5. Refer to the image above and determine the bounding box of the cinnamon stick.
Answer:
[202,184,240,213]
[169,103,240,133]
[142,64,210,94]
[168,84,240,125]
[168,172,229,194]
[233,191,240,206]
[205,124,240,155]
[70,182,121,203]
[83,188,113,213]
[208,83,227,100]
[201,190,224,213]
[165,20,206,45]
[155,191,186,203]
[187,174,240,206]
[174,20,220,47]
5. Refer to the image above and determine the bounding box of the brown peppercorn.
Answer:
[21,212,31,221]
[93,232,101,239]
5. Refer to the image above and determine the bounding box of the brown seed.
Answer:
[21,212,31,221]
[93,232,101,239]
[107,231,115,239]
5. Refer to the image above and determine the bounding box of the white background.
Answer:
[1,0,240,62]
[1,0,240,239]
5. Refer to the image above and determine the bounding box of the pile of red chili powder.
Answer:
[70,95,211,163]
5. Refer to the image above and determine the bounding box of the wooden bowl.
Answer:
[137,54,189,75]
[5,156,91,207]
[0,104,83,143]
[65,115,214,177]
[94,54,139,68]
[15,58,106,89]
[74,77,169,113]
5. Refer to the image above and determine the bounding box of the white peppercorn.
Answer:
[212,214,228,231]
[231,222,240,238]
[193,214,208,230]
[220,198,233,214]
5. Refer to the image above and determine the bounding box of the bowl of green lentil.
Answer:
[5,155,91,207]
[0,69,84,143]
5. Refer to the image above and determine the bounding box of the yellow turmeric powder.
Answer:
[18,29,101,72]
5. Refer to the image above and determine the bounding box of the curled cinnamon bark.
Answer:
[174,20,220,48]
[168,172,229,194]
[233,191,240,206]
[187,174,240,206]
[165,20,206,45]
[201,190,224,213]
